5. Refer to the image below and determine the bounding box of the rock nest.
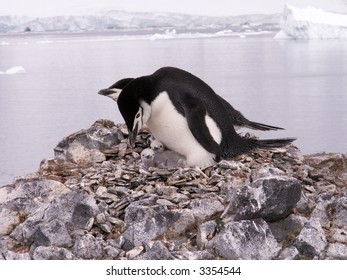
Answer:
[1,119,346,260]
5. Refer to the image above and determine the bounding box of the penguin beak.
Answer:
[129,121,140,148]
[129,108,144,148]
[98,88,122,102]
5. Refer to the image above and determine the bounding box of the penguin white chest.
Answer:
[144,91,222,167]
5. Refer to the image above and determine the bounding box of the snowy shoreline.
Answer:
[0,28,276,46]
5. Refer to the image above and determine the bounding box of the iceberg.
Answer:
[275,4,347,39]
[0,66,26,75]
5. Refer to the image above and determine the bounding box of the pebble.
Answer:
[159,185,178,196]
[85,217,95,231]
[96,213,107,224]
[96,186,107,196]
[278,246,300,260]
[126,246,144,260]
[156,199,176,207]
[99,222,112,233]
[219,160,239,170]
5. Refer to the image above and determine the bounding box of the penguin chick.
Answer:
[140,148,155,169]
[153,150,186,168]
[150,139,165,153]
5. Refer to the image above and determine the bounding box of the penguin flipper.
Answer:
[180,94,222,159]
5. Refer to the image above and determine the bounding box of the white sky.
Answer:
[0,0,346,17]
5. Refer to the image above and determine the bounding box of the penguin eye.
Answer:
[135,112,140,119]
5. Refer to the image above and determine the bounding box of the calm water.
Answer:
[1,33,347,186]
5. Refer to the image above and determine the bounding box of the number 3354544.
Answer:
[199,267,241,276]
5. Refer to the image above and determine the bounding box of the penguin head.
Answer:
[98,78,134,101]
[117,78,152,148]
[141,148,155,161]
[150,139,164,152]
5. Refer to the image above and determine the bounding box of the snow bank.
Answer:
[0,66,26,75]
[275,4,347,39]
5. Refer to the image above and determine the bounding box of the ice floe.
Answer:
[0,66,26,75]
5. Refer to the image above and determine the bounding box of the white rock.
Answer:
[95,186,107,196]
[126,246,144,259]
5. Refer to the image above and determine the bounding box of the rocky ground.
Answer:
[0,119,346,260]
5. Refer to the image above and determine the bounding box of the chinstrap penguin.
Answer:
[98,75,282,132]
[101,67,296,167]
[148,136,165,152]
[140,148,155,169]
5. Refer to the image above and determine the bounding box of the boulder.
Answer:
[0,178,70,215]
[234,176,301,222]
[122,199,180,248]
[72,233,105,259]
[165,209,195,238]
[213,219,281,259]
[0,178,70,238]
[10,190,99,252]
[54,119,123,165]
[294,218,327,259]
[189,196,224,223]
[268,214,307,242]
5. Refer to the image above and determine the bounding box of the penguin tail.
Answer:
[244,121,284,131]
[223,136,296,159]
[251,137,296,149]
